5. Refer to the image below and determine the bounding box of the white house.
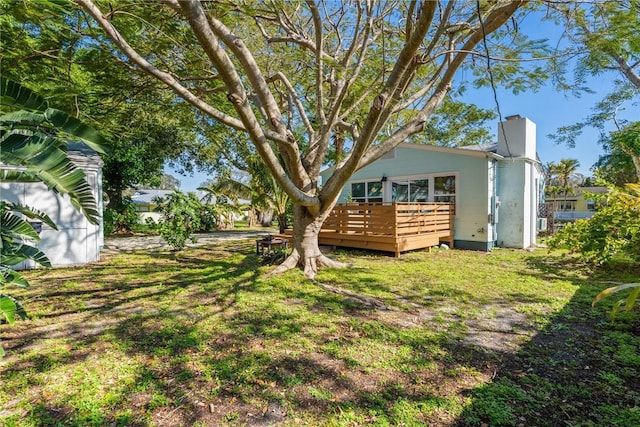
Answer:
[321,115,545,251]
[131,189,175,223]
[0,145,104,268]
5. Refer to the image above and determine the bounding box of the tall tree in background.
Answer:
[74,0,540,278]
[547,158,582,209]
[605,122,640,182]
[0,1,206,215]
[549,1,640,161]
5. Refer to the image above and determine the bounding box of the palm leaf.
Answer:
[29,148,100,224]
[45,108,107,154]
[0,243,51,268]
[3,202,57,230]
[0,169,40,182]
[0,110,47,126]
[3,137,100,225]
[0,210,41,242]
[0,77,48,112]
[0,265,29,288]
[0,294,28,325]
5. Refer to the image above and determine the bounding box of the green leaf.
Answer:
[611,299,625,322]
[625,287,640,312]
[0,243,51,268]
[0,210,41,242]
[0,77,48,112]
[593,283,640,306]
[2,202,57,230]
[0,294,28,324]
[0,110,47,126]
[0,169,41,183]
[45,108,107,154]
[0,266,29,288]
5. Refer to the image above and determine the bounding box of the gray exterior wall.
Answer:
[322,145,498,250]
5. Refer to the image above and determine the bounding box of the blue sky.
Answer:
[167,9,635,192]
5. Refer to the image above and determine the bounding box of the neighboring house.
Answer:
[0,146,104,268]
[545,186,608,222]
[321,115,545,251]
[131,189,175,223]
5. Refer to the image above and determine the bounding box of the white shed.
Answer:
[0,146,104,269]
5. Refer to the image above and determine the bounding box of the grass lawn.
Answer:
[1,242,638,426]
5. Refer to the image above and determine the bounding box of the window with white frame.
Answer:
[350,181,383,203]
[391,174,456,206]
[392,179,429,202]
[434,176,456,203]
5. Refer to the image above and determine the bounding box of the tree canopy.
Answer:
[0,1,212,212]
[548,1,640,164]
[69,0,549,277]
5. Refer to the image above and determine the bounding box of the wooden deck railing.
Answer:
[318,202,454,256]
[323,202,453,237]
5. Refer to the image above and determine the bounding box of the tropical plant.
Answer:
[156,191,203,250]
[549,183,640,264]
[1,78,105,355]
[103,198,139,235]
[1,78,105,221]
[0,202,57,346]
[200,161,291,233]
[593,282,640,322]
[1,1,210,224]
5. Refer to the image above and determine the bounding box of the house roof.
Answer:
[131,189,175,204]
[131,189,215,205]
[457,142,498,153]
[319,142,504,176]
[396,142,504,159]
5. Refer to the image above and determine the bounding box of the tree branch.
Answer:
[177,0,317,208]
[75,0,281,141]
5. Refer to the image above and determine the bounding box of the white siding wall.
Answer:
[1,152,103,269]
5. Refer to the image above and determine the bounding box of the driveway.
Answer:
[103,231,274,254]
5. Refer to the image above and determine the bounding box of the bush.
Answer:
[549,184,640,264]
[156,191,202,250]
[104,198,139,234]
[198,204,219,232]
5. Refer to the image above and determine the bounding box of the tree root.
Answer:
[264,249,388,310]
[312,280,395,311]
[266,249,350,279]
[265,249,300,277]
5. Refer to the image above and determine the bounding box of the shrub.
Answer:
[104,198,139,234]
[198,204,219,232]
[156,191,202,250]
[549,184,640,264]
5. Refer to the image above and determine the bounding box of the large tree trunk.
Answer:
[269,204,347,279]
[631,155,640,182]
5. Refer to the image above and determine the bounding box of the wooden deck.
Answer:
[282,202,454,257]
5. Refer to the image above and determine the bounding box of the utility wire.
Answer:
[477,0,513,158]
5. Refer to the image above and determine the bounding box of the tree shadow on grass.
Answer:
[454,255,640,427]
[4,247,639,426]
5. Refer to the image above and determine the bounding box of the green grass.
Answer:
[1,243,638,426]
